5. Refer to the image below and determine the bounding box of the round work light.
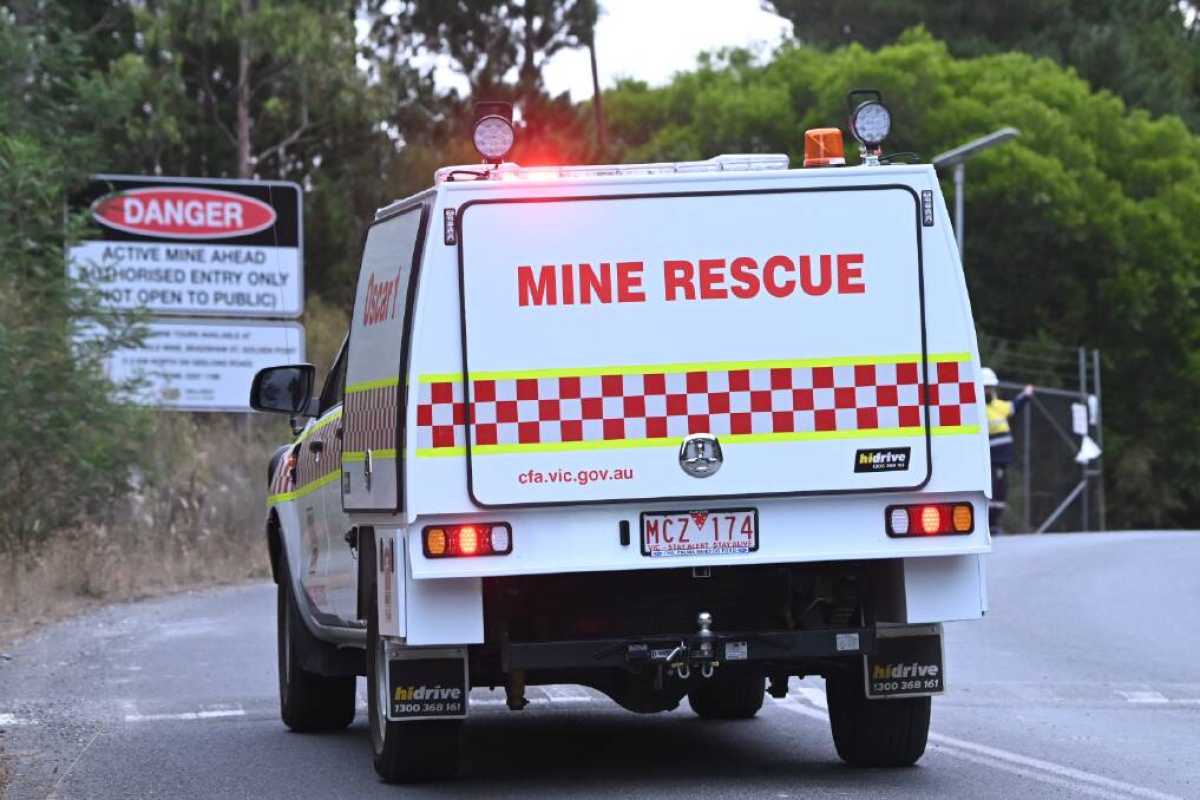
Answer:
[473,115,515,163]
[849,100,892,147]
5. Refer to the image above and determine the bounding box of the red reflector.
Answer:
[423,523,513,558]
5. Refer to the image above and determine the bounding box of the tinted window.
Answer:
[318,339,348,414]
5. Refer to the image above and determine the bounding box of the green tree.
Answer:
[606,30,1200,527]
[65,0,411,307]
[767,0,1200,128]
[0,3,153,609]
[362,0,600,166]
[366,0,595,100]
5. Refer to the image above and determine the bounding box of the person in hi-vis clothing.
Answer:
[982,368,1034,532]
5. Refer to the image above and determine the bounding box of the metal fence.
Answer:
[980,335,1104,533]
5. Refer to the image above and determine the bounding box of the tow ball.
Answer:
[669,611,720,680]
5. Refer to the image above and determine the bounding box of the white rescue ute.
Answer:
[253,128,992,784]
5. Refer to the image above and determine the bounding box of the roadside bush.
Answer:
[0,7,154,611]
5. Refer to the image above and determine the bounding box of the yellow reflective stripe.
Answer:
[294,407,341,445]
[417,352,972,384]
[346,376,400,394]
[413,424,980,458]
[342,448,397,462]
[419,372,464,384]
[932,424,980,436]
[266,469,340,507]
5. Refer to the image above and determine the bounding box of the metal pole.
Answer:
[1023,399,1032,532]
[587,25,606,158]
[1092,348,1106,532]
[1036,478,1087,534]
[996,381,1090,400]
[1078,347,1088,531]
[953,163,965,259]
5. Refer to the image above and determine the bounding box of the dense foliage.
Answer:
[768,0,1200,129]
[0,4,151,582]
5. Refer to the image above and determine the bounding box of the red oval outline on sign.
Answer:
[90,186,278,240]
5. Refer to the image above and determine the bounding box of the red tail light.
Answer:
[885,503,973,537]
[423,523,512,558]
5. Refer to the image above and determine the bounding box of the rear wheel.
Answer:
[687,671,765,720]
[277,562,356,732]
[826,670,930,767]
[364,531,462,782]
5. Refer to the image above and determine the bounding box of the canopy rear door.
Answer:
[343,204,427,512]
[454,185,946,507]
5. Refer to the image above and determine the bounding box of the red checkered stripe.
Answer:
[415,360,977,453]
[345,382,399,454]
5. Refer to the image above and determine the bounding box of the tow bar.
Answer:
[649,612,721,681]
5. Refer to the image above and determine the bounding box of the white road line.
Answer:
[0,713,34,726]
[471,696,552,707]
[124,707,246,723]
[928,743,1134,800]
[928,731,1183,800]
[779,697,1183,800]
[790,687,828,710]
[542,686,593,704]
[1117,690,1170,704]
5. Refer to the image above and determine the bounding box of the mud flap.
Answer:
[864,623,944,699]
[374,528,404,637]
[385,646,469,721]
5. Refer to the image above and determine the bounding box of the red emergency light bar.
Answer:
[423,523,513,558]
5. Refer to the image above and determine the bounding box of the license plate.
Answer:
[640,508,758,558]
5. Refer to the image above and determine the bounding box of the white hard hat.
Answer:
[981,367,999,387]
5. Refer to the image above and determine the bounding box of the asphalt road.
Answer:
[2,532,1198,799]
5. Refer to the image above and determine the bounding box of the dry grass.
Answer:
[0,300,349,649]
[0,412,286,648]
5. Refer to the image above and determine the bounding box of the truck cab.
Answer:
[251,109,990,783]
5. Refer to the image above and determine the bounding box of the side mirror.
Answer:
[250,364,316,416]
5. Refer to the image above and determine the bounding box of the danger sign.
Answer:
[69,175,303,318]
[91,187,278,240]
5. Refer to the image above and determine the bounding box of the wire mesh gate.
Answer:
[981,336,1104,533]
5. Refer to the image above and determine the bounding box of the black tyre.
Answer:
[825,670,930,767]
[363,531,463,783]
[687,671,765,720]
[277,561,356,732]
